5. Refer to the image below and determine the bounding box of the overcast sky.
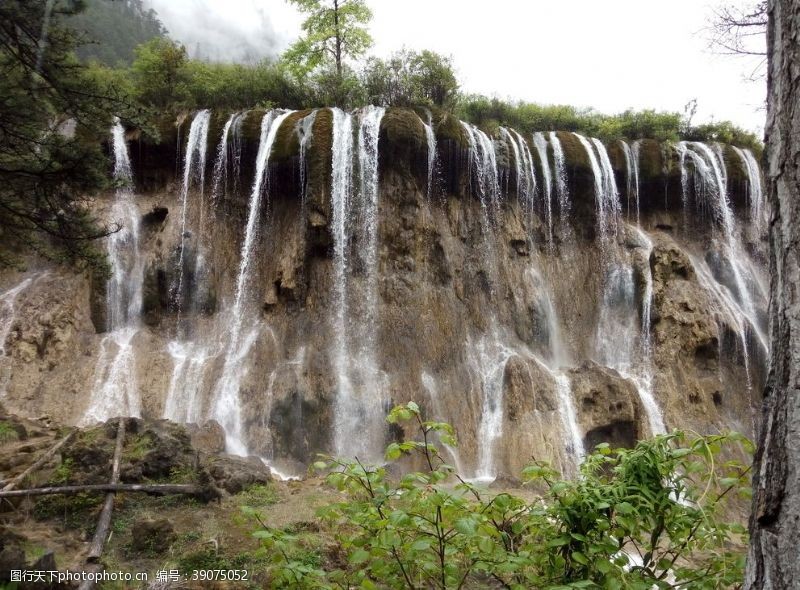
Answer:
[146,0,767,134]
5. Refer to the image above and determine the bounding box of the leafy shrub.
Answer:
[248,402,751,589]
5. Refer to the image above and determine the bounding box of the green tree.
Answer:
[0,0,141,269]
[131,37,190,108]
[283,0,373,80]
[68,0,166,66]
[362,49,459,107]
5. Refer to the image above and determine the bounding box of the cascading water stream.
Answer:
[676,142,765,347]
[554,372,585,472]
[298,110,318,206]
[469,330,515,482]
[420,371,464,473]
[421,110,437,199]
[172,109,211,317]
[83,120,144,424]
[0,275,45,395]
[330,106,388,461]
[461,122,501,216]
[0,278,35,360]
[501,128,539,239]
[210,110,294,455]
[732,146,766,237]
[212,111,246,203]
[574,134,620,241]
[550,132,569,218]
[620,140,641,222]
[330,108,356,457]
[591,226,666,436]
[532,132,553,225]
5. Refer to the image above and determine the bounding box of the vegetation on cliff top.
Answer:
[70,0,760,152]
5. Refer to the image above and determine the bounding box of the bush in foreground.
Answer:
[247,402,751,589]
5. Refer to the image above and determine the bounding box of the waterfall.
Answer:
[550,132,570,219]
[0,278,35,361]
[354,105,385,440]
[172,109,211,316]
[163,340,216,423]
[732,146,766,236]
[574,134,621,239]
[421,110,437,199]
[594,136,622,235]
[298,110,317,205]
[592,226,666,436]
[330,106,387,460]
[532,132,553,224]
[210,110,294,455]
[691,255,767,388]
[620,140,641,222]
[211,111,246,203]
[83,120,144,424]
[468,329,515,482]
[677,142,759,320]
[501,128,539,238]
[461,122,501,214]
[420,371,464,472]
[0,275,45,395]
[330,108,355,457]
[554,373,585,472]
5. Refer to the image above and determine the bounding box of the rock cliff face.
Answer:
[0,107,767,480]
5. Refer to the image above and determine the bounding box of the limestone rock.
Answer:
[204,454,272,494]
[188,420,226,454]
[568,361,642,450]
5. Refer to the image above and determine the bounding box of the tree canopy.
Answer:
[0,0,140,269]
[68,0,166,67]
[283,0,373,79]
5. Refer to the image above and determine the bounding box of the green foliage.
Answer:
[176,548,233,573]
[249,403,751,589]
[33,492,103,531]
[124,432,153,460]
[284,0,373,79]
[67,0,166,66]
[0,421,19,444]
[456,94,762,151]
[131,37,191,108]
[237,483,281,507]
[0,0,142,270]
[52,458,74,484]
[362,49,459,108]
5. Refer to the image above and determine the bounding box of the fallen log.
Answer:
[87,418,126,563]
[2,430,76,492]
[0,483,212,499]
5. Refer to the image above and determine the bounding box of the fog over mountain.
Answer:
[144,0,297,63]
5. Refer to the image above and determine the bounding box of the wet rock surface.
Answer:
[0,108,767,482]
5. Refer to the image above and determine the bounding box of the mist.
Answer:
[144,0,297,63]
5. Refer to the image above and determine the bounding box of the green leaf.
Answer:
[615,501,635,515]
[385,442,402,461]
[454,517,477,535]
[571,551,589,565]
[350,549,370,564]
[411,538,431,551]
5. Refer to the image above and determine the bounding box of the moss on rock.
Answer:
[555,131,591,172]
[433,110,467,148]
[271,109,314,164]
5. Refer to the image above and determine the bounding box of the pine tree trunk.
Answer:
[745,1,800,587]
